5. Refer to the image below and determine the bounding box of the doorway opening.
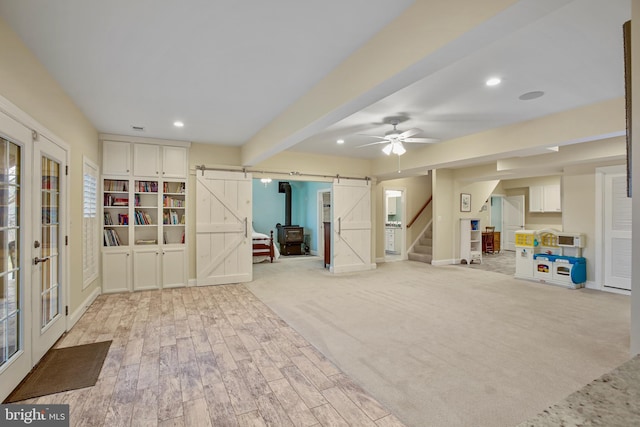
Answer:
[384,188,405,262]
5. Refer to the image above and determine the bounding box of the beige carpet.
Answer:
[247,257,630,427]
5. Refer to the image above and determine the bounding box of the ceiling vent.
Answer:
[131,125,145,132]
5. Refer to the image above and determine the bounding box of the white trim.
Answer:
[99,133,191,148]
[585,280,599,290]
[188,278,197,287]
[602,286,631,296]
[82,156,100,289]
[68,287,101,330]
[376,257,385,263]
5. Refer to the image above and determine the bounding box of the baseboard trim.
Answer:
[188,278,197,287]
[585,280,599,290]
[376,257,385,263]
[68,287,101,330]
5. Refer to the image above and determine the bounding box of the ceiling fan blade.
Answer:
[356,134,388,140]
[403,137,440,143]
[399,128,422,138]
[356,141,387,148]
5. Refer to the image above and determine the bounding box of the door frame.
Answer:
[595,165,631,294]
[317,189,331,258]
[0,95,70,402]
[503,195,525,251]
[383,187,406,262]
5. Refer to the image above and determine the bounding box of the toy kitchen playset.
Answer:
[514,229,586,289]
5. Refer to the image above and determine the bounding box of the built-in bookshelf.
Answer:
[162,181,186,244]
[102,178,186,247]
[103,179,129,246]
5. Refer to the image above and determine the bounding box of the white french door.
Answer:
[603,171,632,291]
[0,112,31,402]
[503,195,524,251]
[331,178,374,273]
[32,137,67,362]
[196,171,252,285]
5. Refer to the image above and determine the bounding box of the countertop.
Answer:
[518,355,640,426]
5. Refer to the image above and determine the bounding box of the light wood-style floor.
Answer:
[18,285,405,427]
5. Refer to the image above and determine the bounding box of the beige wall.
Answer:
[432,169,455,263]
[0,17,99,314]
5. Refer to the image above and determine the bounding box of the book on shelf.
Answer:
[104,212,113,225]
[118,213,128,225]
[103,229,121,246]
[104,180,128,192]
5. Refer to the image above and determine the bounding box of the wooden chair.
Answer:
[483,226,495,254]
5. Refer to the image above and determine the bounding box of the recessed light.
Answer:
[519,91,545,101]
[486,77,501,87]
[336,139,344,145]
[173,121,184,128]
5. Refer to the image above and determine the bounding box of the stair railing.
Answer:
[407,195,432,229]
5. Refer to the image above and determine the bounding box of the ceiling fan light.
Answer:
[382,144,393,155]
[392,142,406,155]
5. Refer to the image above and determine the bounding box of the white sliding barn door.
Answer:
[331,178,374,273]
[196,171,252,285]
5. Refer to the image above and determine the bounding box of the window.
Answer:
[82,158,99,287]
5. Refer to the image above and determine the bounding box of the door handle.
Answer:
[244,217,248,238]
[33,256,50,265]
[338,217,341,235]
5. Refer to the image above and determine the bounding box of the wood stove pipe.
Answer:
[278,181,292,226]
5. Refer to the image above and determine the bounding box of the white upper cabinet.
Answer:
[103,140,131,175]
[133,143,161,177]
[132,143,187,178]
[162,146,188,178]
[529,184,561,212]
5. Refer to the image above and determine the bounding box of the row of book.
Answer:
[104,194,128,206]
[163,210,185,225]
[104,180,128,192]
[136,181,158,192]
[134,210,154,225]
[163,196,185,207]
[104,212,128,225]
[163,182,186,193]
[103,229,122,246]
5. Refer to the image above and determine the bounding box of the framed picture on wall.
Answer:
[460,193,471,212]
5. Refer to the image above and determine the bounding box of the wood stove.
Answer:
[277,224,304,255]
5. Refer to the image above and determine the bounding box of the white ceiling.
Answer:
[0,0,631,161]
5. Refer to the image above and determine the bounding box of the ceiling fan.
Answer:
[358,120,439,155]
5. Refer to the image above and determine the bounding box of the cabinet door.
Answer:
[543,184,561,212]
[162,247,187,288]
[529,186,544,212]
[133,248,160,290]
[133,144,161,177]
[103,141,131,175]
[162,146,188,178]
[102,250,131,293]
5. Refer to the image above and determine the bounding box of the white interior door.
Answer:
[331,178,373,273]
[503,195,524,251]
[196,171,252,285]
[32,137,67,364]
[604,173,632,291]
[0,115,32,402]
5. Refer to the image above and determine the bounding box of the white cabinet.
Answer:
[387,197,397,215]
[133,247,161,291]
[162,146,188,178]
[460,218,482,264]
[162,247,187,288]
[133,143,188,179]
[529,184,561,212]
[102,249,131,293]
[133,143,160,177]
[103,141,131,175]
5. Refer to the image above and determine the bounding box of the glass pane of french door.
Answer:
[40,156,59,328]
[0,138,20,368]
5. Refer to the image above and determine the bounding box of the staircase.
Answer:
[408,222,432,264]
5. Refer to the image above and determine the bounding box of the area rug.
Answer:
[3,341,111,403]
